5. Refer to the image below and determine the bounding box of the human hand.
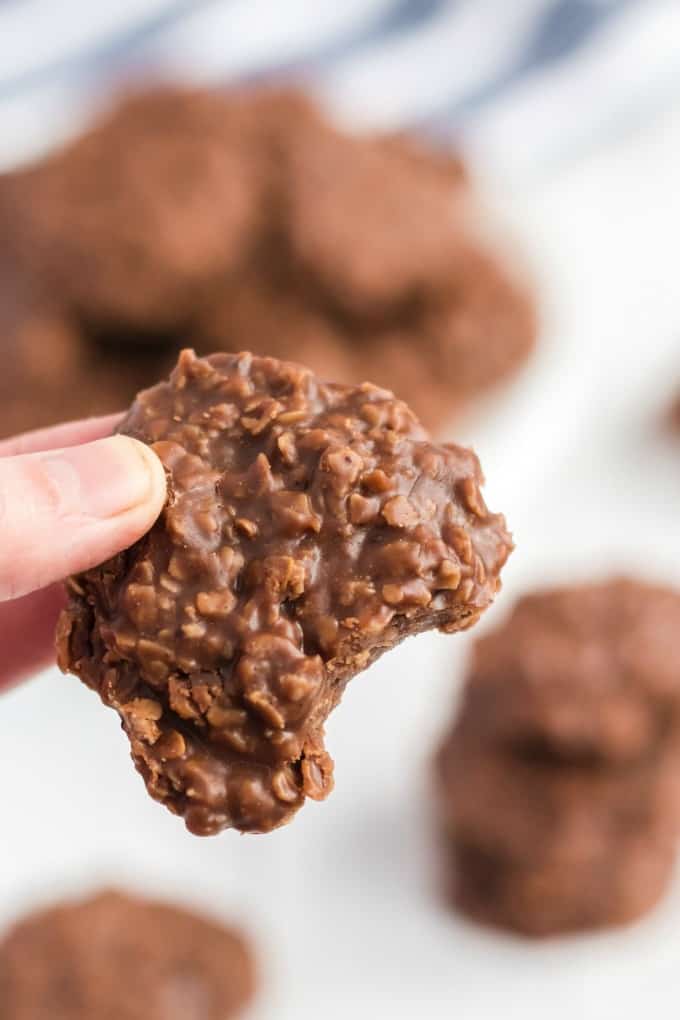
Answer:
[0,415,166,689]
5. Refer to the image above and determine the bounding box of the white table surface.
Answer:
[1,101,680,1020]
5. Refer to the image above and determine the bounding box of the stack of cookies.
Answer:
[0,85,535,439]
[435,578,680,936]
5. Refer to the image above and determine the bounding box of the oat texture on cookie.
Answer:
[58,350,512,835]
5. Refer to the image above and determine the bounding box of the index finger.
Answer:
[0,413,123,458]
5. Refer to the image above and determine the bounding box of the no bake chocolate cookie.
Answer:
[436,730,680,865]
[2,85,535,438]
[435,736,680,936]
[10,86,262,335]
[58,349,512,835]
[448,836,675,938]
[195,90,536,428]
[0,889,255,1020]
[0,172,173,436]
[434,579,680,936]
[460,579,680,762]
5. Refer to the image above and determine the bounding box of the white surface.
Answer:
[2,103,680,1020]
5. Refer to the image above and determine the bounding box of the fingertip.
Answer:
[0,435,168,601]
[121,436,168,526]
[101,436,167,553]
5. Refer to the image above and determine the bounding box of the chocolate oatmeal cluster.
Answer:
[0,85,535,438]
[58,350,512,835]
[0,889,255,1020]
[10,87,264,335]
[435,579,680,936]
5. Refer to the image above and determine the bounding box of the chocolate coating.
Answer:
[58,349,512,835]
[0,889,255,1020]
[461,578,680,762]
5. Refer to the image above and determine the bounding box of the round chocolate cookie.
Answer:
[10,86,263,334]
[281,121,471,318]
[58,349,512,835]
[0,889,255,1020]
[194,86,536,431]
[3,84,535,439]
[436,730,680,865]
[460,578,680,762]
[435,729,680,935]
[448,837,676,938]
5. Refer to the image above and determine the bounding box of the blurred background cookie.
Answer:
[0,84,536,438]
[5,87,264,335]
[434,579,680,937]
[0,888,256,1020]
[459,579,680,763]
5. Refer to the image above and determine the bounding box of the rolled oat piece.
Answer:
[0,889,256,1020]
[58,349,512,835]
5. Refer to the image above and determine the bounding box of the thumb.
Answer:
[0,435,166,601]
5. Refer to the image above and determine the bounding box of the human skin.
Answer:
[0,415,166,688]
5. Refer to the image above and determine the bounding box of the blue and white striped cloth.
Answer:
[0,0,679,176]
